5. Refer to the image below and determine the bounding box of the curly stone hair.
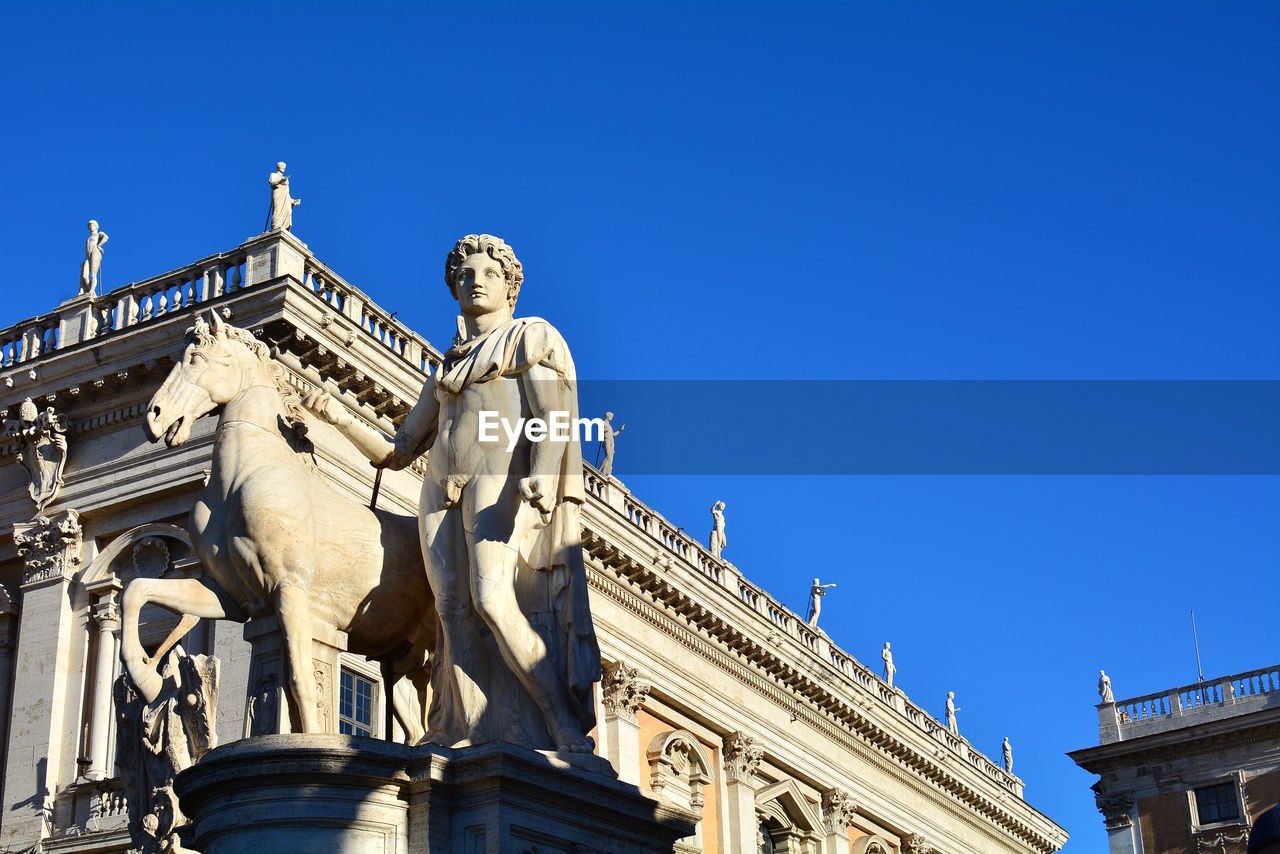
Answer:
[444,234,523,307]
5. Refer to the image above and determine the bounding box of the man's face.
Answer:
[455,254,509,316]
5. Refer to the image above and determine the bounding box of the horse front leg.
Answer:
[275,583,320,733]
[121,578,240,704]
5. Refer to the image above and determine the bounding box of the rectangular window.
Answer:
[338,669,375,737]
[1195,781,1241,825]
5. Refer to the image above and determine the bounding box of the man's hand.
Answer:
[519,475,556,523]
[301,389,349,427]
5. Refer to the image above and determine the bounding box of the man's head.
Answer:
[445,234,523,313]
[884,642,891,650]
[276,161,287,173]
[87,220,98,232]
[605,411,614,421]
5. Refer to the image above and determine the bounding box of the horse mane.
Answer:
[190,319,317,463]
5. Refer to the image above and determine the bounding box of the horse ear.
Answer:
[208,309,225,336]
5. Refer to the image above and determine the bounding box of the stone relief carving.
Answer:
[901,832,935,854]
[4,397,69,512]
[821,788,858,834]
[14,509,82,585]
[246,672,281,737]
[303,234,600,753]
[113,647,218,854]
[647,730,713,811]
[601,661,650,721]
[722,731,763,782]
[1195,829,1249,853]
[132,537,170,578]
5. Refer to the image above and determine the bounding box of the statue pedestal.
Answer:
[176,736,696,853]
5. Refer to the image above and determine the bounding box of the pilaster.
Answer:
[721,730,764,853]
[1,510,84,850]
[600,660,649,785]
[821,788,858,854]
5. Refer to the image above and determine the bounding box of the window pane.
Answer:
[339,669,376,738]
[1196,782,1240,824]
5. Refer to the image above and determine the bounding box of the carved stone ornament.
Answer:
[132,537,171,579]
[901,832,935,854]
[602,661,650,720]
[821,788,858,834]
[1094,788,1134,830]
[4,397,69,512]
[14,509,83,586]
[722,731,763,782]
[647,730,713,811]
[114,647,218,854]
[1195,829,1249,853]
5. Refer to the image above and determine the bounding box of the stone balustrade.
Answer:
[0,231,442,378]
[1100,663,1280,744]
[589,462,1025,798]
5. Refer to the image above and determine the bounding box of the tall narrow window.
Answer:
[339,669,376,737]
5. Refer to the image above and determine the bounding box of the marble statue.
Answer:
[1002,736,1013,773]
[79,219,109,296]
[806,577,836,627]
[945,691,959,735]
[881,641,896,687]
[303,234,600,753]
[3,398,68,512]
[598,410,625,478]
[266,161,301,232]
[126,312,435,740]
[114,647,217,854]
[1098,669,1114,703]
[708,500,726,559]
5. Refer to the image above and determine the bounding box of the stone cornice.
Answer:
[1071,710,1280,775]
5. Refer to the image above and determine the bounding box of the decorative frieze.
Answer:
[602,661,650,721]
[821,787,859,834]
[722,731,763,783]
[14,509,83,586]
[4,397,68,512]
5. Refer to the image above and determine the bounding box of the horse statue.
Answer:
[122,309,435,738]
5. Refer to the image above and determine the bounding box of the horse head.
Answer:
[144,310,266,446]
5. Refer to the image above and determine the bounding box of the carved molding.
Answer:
[601,661,650,721]
[722,731,763,783]
[14,509,83,586]
[822,787,859,834]
[3,397,68,512]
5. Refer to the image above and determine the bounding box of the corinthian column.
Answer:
[722,731,764,853]
[600,661,650,785]
[86,590,121,781]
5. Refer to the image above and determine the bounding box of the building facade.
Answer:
[1071,664,1280,854]
[0,229,1067,853]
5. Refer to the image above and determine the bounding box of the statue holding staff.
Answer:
[266,161,301,232]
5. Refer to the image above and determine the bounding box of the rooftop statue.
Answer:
[304,234,600,753]
[882,641,896,687]
[1098,669,1114,703]
[945,691,960,735]
[124,311,435,739]
[708,500,727,559]
[806,577,836,627]
[265,161,301,232]
[79,219,109,297]
[1003,736,1013,773]
[598,410,625,479]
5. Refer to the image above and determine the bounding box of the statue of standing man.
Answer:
[266,161,301,232]
[708,500,727,559]
[80,219,109,297]
[881,641,896,687]
[304,234,599,753]
[806,578,836,627]
[598,411,625,479]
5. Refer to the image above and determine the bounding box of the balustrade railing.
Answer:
[1111,663,1280,736]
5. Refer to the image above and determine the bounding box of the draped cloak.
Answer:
[431,316,601,736]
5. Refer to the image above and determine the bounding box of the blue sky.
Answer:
[2,2,1278,849]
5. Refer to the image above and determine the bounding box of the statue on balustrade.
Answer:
[881,641,896,687]
[80,219,109,296]
[1002,736,1013,773]
[806,577,836,627]
[945,691,960,735]
[598,410,625,478]
[304,233,600,753]
[709,500,727,559]
[1098,669,1114,703]
[266,161,301,232]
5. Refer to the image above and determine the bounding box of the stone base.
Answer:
[175,735,696,853]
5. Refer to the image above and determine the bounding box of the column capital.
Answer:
[722,731,763,783]
[821,787,858,835]
[1095,789,1133,829]
[902,832,936,854]
[601,661,650,722]
[91,594,120,632]
[14,509,83,588]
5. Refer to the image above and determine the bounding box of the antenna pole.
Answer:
[1192,610,1205,684]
